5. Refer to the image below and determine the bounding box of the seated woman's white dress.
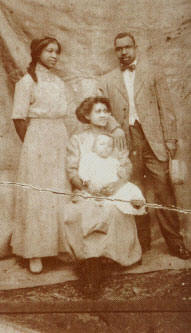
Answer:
[78,151,146,215]
[60,129,142,267]
[11,64,71,258]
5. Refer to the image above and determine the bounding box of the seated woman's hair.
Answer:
[27,37,61,82]
[76,96,111,124]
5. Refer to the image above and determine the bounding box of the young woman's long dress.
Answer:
[62,129,142,267]
[11,64,71,258]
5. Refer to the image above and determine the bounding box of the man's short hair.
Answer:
[114,32,136,48]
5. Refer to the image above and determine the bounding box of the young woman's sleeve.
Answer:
[58,77,68,115]
[66,135,81,181]
[11,75,33,120]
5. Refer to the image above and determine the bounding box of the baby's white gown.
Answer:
[79,152,146,215]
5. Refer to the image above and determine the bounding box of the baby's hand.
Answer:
[100,182,117,196]
[87,182,102,196]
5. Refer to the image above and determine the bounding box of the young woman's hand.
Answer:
[166,140,177,159]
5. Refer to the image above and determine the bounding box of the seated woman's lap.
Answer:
[60,199,142,267]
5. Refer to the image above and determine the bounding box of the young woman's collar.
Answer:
[35,62,50,74]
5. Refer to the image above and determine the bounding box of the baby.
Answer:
[79,134,122,193]
[78,134,146,215]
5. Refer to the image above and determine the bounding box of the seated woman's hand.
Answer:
[71,175,84,190]
[130,199,145,209]
[117,166,131,181]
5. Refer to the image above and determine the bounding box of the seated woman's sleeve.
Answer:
[11,74,33,120]
[117,151,132,180]
[66,135,81,181]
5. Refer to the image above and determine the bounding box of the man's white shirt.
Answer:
[122,61,139,126]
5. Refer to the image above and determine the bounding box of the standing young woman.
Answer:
[11,37,71,273]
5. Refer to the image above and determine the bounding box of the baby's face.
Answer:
[94,135,113,158]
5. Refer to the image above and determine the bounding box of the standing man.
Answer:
[100,32,190,259]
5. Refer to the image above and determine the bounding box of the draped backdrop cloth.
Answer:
[0,0,191,259]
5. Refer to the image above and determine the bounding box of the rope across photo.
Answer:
[1,181,191,215]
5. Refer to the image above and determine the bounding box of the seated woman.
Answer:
[61,96,147,294]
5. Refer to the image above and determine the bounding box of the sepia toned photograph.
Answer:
[0,0,191,331]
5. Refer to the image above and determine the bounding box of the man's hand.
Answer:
[166,140,177,159]
[112,128,126,151]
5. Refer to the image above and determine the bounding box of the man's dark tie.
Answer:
[120,63,136,72]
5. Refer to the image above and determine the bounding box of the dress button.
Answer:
[133,151,137,156]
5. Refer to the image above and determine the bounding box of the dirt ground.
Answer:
[0,268,191,332]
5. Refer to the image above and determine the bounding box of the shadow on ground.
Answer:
[0,268,191,332]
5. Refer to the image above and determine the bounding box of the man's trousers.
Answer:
[129,121,183,252]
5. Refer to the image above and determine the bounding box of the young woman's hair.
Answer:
[27,37,61,82]
[75,96,111,124]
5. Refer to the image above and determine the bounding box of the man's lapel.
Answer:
[113,64,146,103]
[134,59,146,101]
[113,68,129,102]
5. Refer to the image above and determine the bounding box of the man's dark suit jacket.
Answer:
[100,59,177,162]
